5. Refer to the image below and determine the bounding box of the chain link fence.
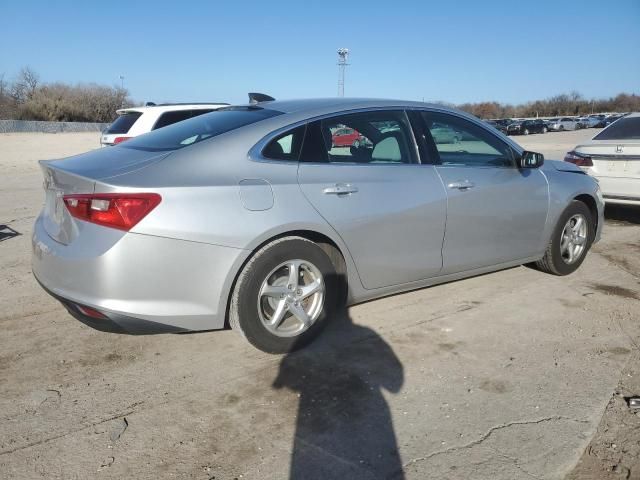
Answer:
[0,120,110,134]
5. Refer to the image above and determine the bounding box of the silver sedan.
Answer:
[32,98,604,352]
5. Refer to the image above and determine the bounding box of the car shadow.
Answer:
[605,205,640,225]
[0,225,21,242]
[273,305,405,479]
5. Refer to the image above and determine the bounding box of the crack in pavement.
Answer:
[0,410,135,456]
[401,416,590,470]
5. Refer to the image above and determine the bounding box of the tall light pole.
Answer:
[119,75,125,108]
[337,48,349,97]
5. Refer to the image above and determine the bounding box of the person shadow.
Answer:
[273,299,405,480]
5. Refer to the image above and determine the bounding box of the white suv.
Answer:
[101,103,228,146]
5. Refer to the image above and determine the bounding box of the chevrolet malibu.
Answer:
[32,98,604,353]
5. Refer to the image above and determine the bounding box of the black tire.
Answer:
[542,127,548,133]
[230,237,338,353]
[559,125,565,131]
[534,200,594,276]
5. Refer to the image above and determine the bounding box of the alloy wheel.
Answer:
[560,214,588,264]
[257,259,325,337]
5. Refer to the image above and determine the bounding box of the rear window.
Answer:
[594,117,640,140]
[121,107,283,151]
[106,112,142,134]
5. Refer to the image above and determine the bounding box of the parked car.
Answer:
[430,123,461,143]
[575,118,589,129]
[595,115,623,129]
[331,127,363,147]
[548,117,579,131]
[507,119,548,135]
[580,117,600,128]
[32,97,603,353]
[101,103,228,146]
[565,112,639,206]
[484,120,507,135]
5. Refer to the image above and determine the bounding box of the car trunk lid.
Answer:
[577,141,640,179]
[40,147,171,244]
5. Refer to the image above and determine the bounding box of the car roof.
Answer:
[237,97,463,116]
[116,103,227,115]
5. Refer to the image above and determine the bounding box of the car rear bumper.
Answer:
[32,213,246,333]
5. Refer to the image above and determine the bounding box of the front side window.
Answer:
[422,112,514,167]
[300,110,417,164]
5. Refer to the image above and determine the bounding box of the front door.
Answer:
[297,110,448,290]
[420,111,549,274]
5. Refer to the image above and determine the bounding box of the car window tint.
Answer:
[301,110,416,164]
[594,117,640,140]
[262,125,306,160]
[106,112,142,134]
[422,112,514,168]
[153,110,193,130]
[121,107,283,152]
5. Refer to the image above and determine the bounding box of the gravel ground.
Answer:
[0,129,638,479]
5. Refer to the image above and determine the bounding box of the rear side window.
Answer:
[106,112,142,134]
[121,107,283,151]
[152,109,215,130]
[262,125,306,161]
[594,117,640,140]
[299,110,417,164]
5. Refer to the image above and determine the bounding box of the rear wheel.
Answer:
[523,128,530,135]
[534,201,594,275]
[230,237,338,353]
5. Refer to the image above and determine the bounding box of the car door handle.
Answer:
[323,183,359,195]
[447,180,475,190]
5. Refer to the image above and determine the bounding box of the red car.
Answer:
[331,127,363,147]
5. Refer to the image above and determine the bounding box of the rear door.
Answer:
[297,110,447,289]
[420,111,549,274]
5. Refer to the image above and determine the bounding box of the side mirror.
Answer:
[518,151,544,168]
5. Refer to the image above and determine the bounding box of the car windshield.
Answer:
[120,107,283,151]
[593,116,640,140]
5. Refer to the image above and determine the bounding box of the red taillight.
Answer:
[564,151,593,167]
[76,305,107,319]
[63,193,161,231]
[113,136,131,144]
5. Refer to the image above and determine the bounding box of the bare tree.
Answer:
[11,66,40,103]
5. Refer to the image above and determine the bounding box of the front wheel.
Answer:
[542,127,548,133]
[230,237,338,353]
[534,201,594,275]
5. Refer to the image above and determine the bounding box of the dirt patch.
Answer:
[479,379,510,394]
[589,283,639,301]
[567,352,640,480]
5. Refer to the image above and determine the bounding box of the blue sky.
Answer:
[1,0,638,105]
